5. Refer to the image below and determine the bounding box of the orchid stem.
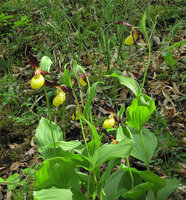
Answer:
[127,156,134,188]
[44,85,56,156]
[139,129,150,171]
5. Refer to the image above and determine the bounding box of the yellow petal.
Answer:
[72,108,82,120]
[72,114,75,120]
[125,29,138,45]
[31,74,45,89]
[53,91,66,106]
[79,77,87,87]
[103,116,115,129]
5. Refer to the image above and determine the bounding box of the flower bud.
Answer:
[126,94,156,130]
[72,108,82,120]
[53,90,66,106]
[31,73,45,89]
[103,115,115,129]
[79,74,87,87]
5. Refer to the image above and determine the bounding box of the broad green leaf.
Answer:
[103,169,125,200]
[34,187,73,200]
[35,117,63,157]
[106,73,140,96]
[119,167,143,191]
[39,56,53,72]
[60,68,72,87]
[129,127,157,164]
[140,11,148,42]
[70,173,88,200]
[76,172,95,195]
[39,146,90,169]
[98,158,121,199]
[122,182,153,200]
[34,157,74,190]
[126,94,156,130]
[139,171,166,196]
[57,140,85,154]
[92,139,133,168]
[157,178,178,200]
[147,178,179,200]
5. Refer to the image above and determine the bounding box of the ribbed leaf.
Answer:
[103,169,125,200]
[92,140,133,168]
[34,187,73,200]
[39,56,53,72]
[122,182,153,200]
[106,73,140,96]
[140,12,148,42]
[129,127,157,164]
[35,117,63,157]
[57,140,85,154]
[139,171,166,196]
[34,157,74,190]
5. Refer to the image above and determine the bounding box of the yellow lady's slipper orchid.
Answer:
[31,71,45,89]
[53,90,66,106]
[79,77,87,87]
[125,29,138,45]
[103,115,115,129]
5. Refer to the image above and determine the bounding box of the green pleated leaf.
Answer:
[60,67,72,87]
[157,178,178,200]
[122,182,154,200]
[103,169,125,200]
[129,127,157,164]
[139,171,166,196]
[39,56,53,72]
[34,187,73,200]
[57,140,85,154]
[106,73,140,96]
[147,178,179,200]
[126,94,156,130]
[35,117,63,157]
[140,11,148,42]
[34,157,74,190]
[92,140,133,168]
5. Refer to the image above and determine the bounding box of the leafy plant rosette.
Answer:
[126,94,156,131]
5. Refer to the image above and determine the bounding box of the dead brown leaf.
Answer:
[172,82,180,95]
[10,161,24,171]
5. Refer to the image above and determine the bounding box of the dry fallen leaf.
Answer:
[172,82,180,95]
[10,161,24,171]
[25,147,35,156]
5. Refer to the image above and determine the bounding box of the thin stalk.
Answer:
[126,156,134,188]
[72,90,93,198]
[140,41,151,94]
[44,86,56,156]
[62,102,66,140]
[139,129,150,171]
